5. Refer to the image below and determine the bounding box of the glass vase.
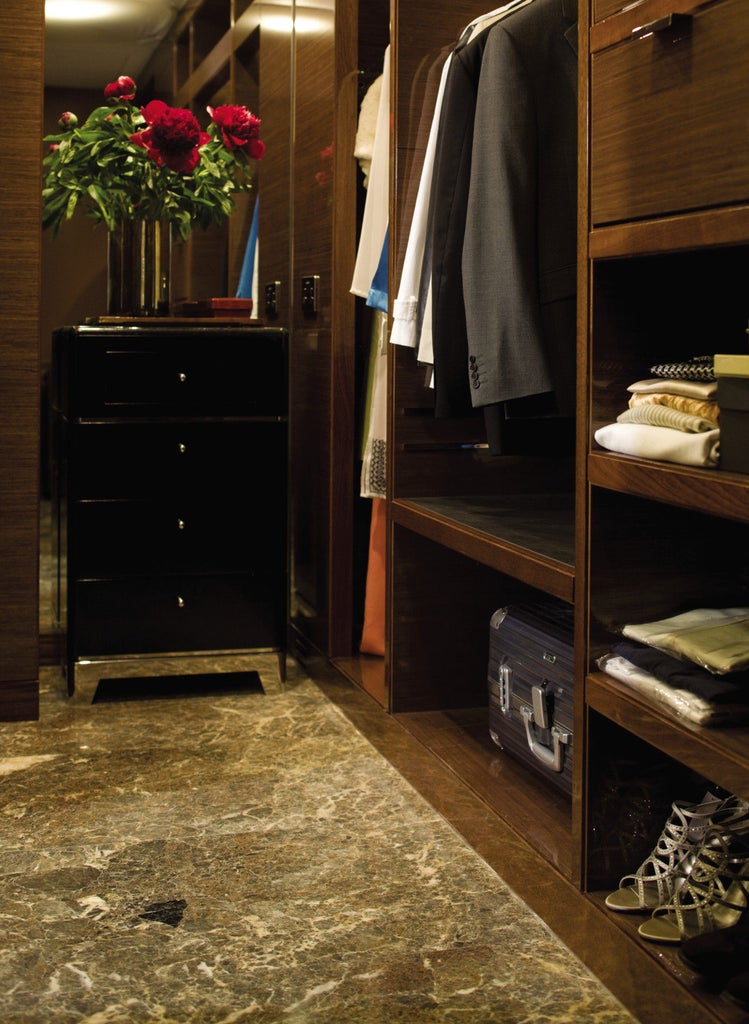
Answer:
[107,220,171,317]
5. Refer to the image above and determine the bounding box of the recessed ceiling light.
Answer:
[45,0,129,22]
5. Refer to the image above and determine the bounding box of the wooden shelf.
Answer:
[584,892,749,1024]
[394,706,573,879]
[589,205,749,259]
[588,451,749,524]
[587,671,749,800]
[390,494,575,604]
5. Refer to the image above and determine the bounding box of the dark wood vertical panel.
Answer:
[258,7,292,323]
[293,7,335,330]
[0,0,43,719]
[328,0,360,655]
[288,3,336,653]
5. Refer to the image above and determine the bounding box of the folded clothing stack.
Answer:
[597,607,749,726]
[594,355,721,468]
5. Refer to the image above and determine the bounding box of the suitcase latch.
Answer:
[531,682,550,729]
[498,663,512,714]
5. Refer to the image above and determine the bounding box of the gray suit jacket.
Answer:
[461,0,578,415]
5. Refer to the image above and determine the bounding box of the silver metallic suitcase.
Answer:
[488,603,574,797]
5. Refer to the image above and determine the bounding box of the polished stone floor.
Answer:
[0,653,638,1024]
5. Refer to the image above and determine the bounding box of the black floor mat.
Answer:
[92,670,264,703]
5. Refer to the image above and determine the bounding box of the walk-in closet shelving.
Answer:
[578,0,749,1017]
[384,0,749,1017]
[386,0,579,885]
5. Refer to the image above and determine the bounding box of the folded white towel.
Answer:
[594,422,720,467]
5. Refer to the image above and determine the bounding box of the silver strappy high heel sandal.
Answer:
[605,793,749,913]
[638,824,749,944]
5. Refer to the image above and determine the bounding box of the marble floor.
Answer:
[0,652,639,1024]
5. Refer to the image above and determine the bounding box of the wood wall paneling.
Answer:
[287,5,336,652]
[0,0,44,719]
[258,10,293,325]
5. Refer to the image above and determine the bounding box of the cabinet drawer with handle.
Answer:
[69,420,286,499]
[73,497,286,577]
[590,0,749,226]
[74,573,285,656]
[57,326,288,417]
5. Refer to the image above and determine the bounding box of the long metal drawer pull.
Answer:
[520,705,570,773]
[631,12,692,38]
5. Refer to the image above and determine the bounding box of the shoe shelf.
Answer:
[586,671,749,802]
[390,494,575,604]
[581,0,749,1016]
[588,453,749,526]
[583,894,749,1024]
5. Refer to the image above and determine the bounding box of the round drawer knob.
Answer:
[177,442,187,455]
[178,371,187,383]
[177,519,185,531]
[176,596,185,609]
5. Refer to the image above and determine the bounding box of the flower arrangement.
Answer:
[43,75,265,241]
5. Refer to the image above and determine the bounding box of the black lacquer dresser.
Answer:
[51,323,288,695]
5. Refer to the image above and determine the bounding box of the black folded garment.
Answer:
[612,640,749,704]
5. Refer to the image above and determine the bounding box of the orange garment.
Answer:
[359,497,386,656]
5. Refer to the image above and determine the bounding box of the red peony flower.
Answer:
[207,105,265,160]
[104,75,136,101]
[43,74,266,239]
[130,100,210,174]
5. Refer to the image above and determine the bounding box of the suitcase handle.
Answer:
[520,705,571,773]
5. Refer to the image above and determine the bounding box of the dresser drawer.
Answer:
[73,498,287,577]
[593,0,634,21]
[74,573,285,656]
[591,0,749,225]
[70,421,287,499]
[59,327,288,417]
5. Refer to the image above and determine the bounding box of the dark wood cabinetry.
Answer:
[52,324,288,693]
[590,0,748,225]
[579,0,749,1017]
[387,0,578,879]
[385,0,748,1020]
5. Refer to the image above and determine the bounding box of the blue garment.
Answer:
[366,226,388,313]
[236,196,259,300]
